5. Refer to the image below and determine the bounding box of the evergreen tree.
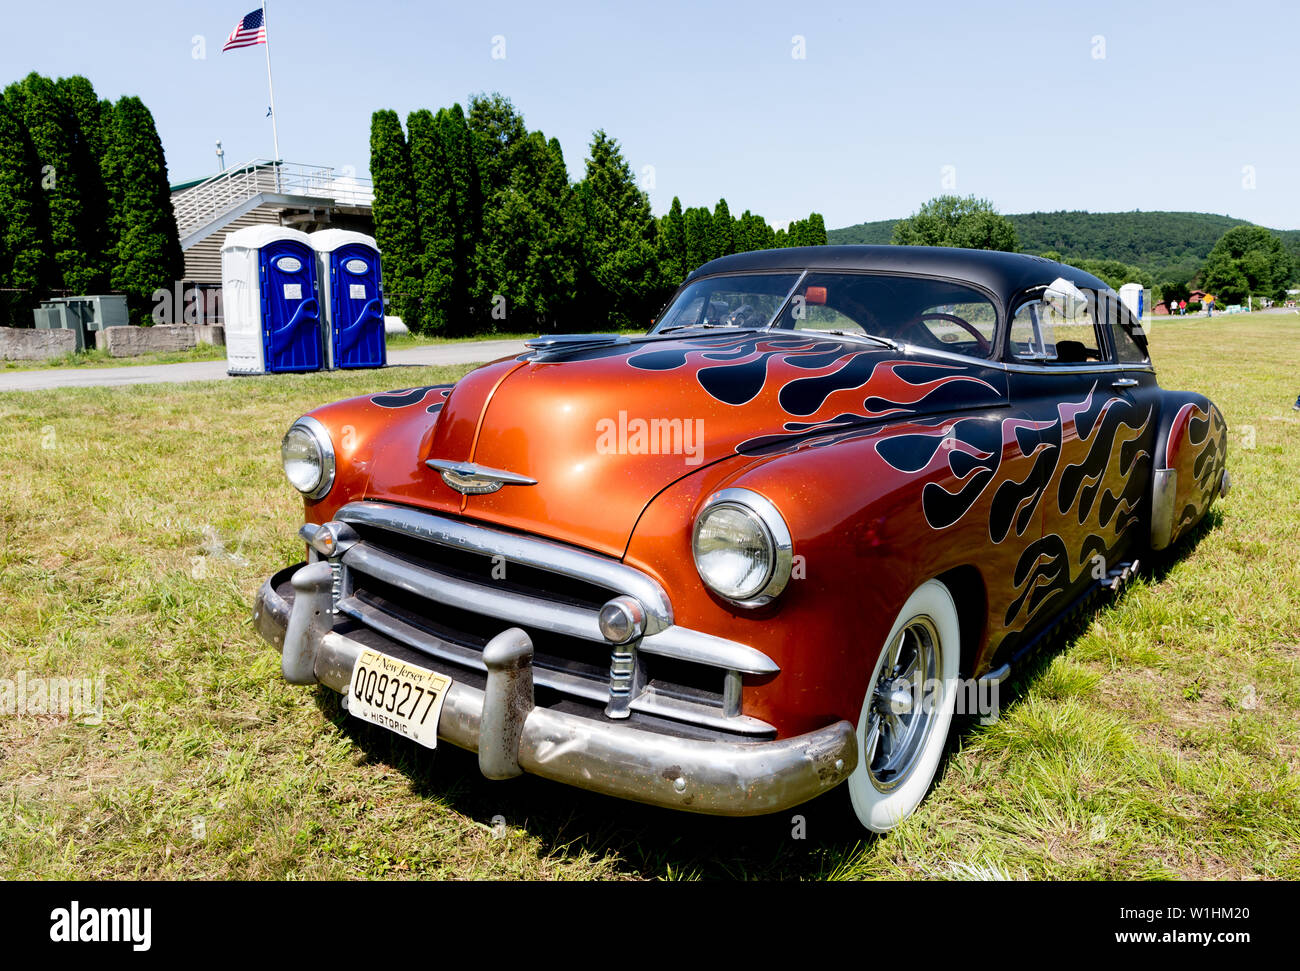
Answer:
[805,212,828,246]
[369,109,423,329]
[101,96,182,321]
[57,75,112,290]
[434,103,482,334]
[478,132,580,329]
[656,197,687,284]
[0,92,50,322]
[467,92,527,201]
[5,73,94,292]
[709,198,734,260]
[683,206,712,271]
[575,130,658,328]
[406,108,456,334]
[732,210,756,253]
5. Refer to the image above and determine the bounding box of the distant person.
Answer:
[1179,300,1187,315]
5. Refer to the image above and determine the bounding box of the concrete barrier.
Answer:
[102,324,226,357]
[0,326,77,361]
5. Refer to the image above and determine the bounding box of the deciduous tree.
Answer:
[1200,225,1293,303]
[891,195,1018,251]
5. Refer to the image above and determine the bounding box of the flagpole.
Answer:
[261,0,281,189]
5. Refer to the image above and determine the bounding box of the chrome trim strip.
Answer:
[640,625,779,675]
[344,543,605,643]
[336,501,673,634]
[338,594,608,701]
[999,361,1156,375]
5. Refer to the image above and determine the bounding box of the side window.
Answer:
[1010,298,1104,364]
[1098,292,1151,364]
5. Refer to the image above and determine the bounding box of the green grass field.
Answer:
[1,312,1297,880]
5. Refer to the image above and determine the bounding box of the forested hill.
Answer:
[828,210,1300,284]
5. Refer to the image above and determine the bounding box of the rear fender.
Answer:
[1149,394,1228,549]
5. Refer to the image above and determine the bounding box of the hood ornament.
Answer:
[426,458,538,496]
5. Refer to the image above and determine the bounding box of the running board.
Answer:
[977,559,1142,688]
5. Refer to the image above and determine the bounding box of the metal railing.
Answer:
[171,159,374,240]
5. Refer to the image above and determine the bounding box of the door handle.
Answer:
[1111,378,1139,388]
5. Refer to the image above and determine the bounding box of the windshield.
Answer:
[653,270,1000,359]
[654,273,801,331]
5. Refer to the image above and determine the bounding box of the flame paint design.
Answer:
[370,385,454,413]
[862,381,1154,634]
[1169,403,1228,542]
[1007,385,1153,628]
[621,333,1002,421]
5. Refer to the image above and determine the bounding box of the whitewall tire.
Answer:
[847,579,961,833]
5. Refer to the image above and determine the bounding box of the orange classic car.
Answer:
[254,245,1229,832]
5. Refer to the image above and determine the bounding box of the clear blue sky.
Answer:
[4,0,1298,229]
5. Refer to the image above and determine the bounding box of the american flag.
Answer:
[222,9,267,52]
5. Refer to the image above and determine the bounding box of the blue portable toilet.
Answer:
[311,230,386,370]
[221,226,322,374]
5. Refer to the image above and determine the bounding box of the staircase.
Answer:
[171,159,374,248]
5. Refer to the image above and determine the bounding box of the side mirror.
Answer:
[1042,277,1091,321]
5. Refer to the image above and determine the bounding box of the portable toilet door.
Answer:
[260,233,322,372]
[311,230,386,369]
[222,226,322,374]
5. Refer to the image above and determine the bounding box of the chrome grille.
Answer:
[331,501,777,737]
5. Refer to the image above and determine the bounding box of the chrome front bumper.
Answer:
[254,562,857,816]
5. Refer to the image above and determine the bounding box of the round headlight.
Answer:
[691,489,793,606]
[281,416,335,500]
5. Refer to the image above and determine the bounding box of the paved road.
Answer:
[0,339,531,394]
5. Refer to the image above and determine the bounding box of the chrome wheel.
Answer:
[864,616,941,792]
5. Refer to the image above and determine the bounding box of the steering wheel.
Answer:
[897,313,991,354]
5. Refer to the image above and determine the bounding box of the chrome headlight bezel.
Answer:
[281,415,336,500]
[691,488,793,608]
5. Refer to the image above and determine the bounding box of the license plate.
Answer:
[346,648,452,749]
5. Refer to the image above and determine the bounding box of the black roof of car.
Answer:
[685,245,1109,301]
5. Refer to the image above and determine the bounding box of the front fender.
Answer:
[623,417,1003,737]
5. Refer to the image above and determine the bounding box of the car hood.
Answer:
[361,332,1007,557]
